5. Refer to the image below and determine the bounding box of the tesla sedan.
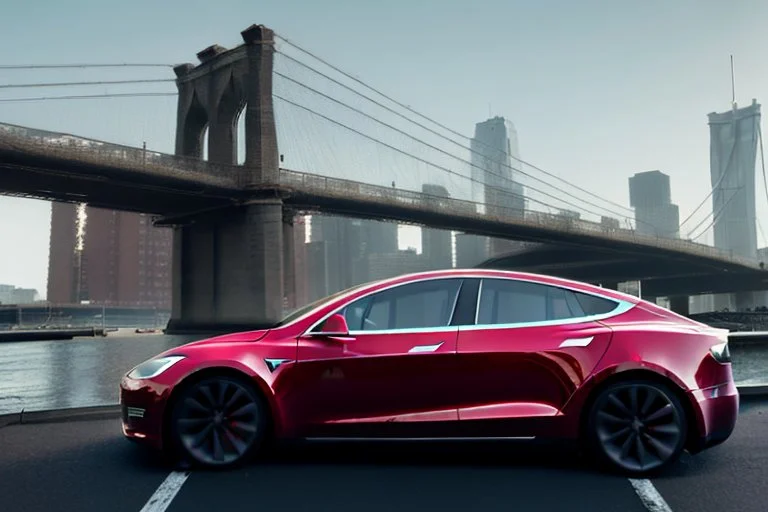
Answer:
[120,269,738,475]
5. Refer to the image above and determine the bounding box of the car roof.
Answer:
[360,268,642,304]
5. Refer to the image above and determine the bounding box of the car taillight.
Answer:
[710,342,731,364]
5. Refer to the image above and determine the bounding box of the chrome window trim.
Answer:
[302,272,637,336]
[474,278,484,325]
[461,294,634,332]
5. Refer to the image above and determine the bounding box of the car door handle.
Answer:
[408,341,444,353]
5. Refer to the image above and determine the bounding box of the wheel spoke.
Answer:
[640,388,656,416]
[599,425,631,443]
[648,423,680,436]
[223,426,249,455]
[184,397,208,414]
[636,434,651,469]
[608,393,633,417]
[645,433,674,459]
[217,381,229,407]
[229,402,258,419]
[645,403,673,423]
[199,385,218,408]
[224,388,245,411]
[620,432,636,460]
[597,410,629,425]
[189,423,213,448]
[230,421,258,435]
[212,428,224,461]
[629,387,639,415]
[178,417,209,429]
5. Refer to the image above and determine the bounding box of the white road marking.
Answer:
[629,478,673,512]
[139,471,191,512]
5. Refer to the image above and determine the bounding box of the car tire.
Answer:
[585,379,688,476]
[169,375,268,469]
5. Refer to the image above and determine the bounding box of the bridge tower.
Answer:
[166,24,293,332]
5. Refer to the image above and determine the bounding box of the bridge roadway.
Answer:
[1,121,766,288]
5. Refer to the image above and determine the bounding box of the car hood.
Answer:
[178,329,271,349]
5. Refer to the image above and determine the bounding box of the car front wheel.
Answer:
[170,375,267,468]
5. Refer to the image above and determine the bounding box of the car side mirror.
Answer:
[318,313,350,336]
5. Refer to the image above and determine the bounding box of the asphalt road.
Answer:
[1,399,766,512]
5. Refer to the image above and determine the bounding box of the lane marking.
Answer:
[629,478,673,512]
[139,471,191,512]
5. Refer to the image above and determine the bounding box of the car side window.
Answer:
[339,279,462,331]
[477,278,618,325]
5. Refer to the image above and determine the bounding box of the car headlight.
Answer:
[128,355,185,379]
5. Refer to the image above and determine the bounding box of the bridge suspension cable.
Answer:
[0,78,174,89]
[274,34,636,218]
[273,70,642,225]
[687,185,744,241]
[0,92,177,103]
[0,63,175,70]
[274,93,636,222]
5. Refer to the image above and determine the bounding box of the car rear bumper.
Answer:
[119,376,170,451]
[687,379,739,453]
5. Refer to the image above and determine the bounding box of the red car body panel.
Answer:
[120,269,738,455]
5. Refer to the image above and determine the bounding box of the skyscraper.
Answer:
[47,204,172,309]
[629,170,680,238]
[470,116,526,218]
[421,184,453,270]
[708,100,761,310]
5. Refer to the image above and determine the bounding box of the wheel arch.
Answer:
[160,365,279,455]
[577,368,701,451]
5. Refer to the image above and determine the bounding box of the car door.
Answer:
[291,277,466,438]
[455,277,622,437]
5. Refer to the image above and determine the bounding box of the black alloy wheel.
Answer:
[587,380,687,475]
[171,376,266,468]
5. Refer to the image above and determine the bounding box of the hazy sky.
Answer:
[2,0,768,297]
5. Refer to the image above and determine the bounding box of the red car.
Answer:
[120,269,738,475]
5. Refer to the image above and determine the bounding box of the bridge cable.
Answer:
[274,70,642,225]
[0,79,174,89]
[0,92,177,103]
[688,186,743,241]
[0,63,174,70]
[274,93,637,221]
[273,39,636,217]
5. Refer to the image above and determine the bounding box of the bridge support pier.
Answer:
[166,201,286,334]
[669,295,690,316]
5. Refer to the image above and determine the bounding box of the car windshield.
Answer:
[271,281,377,328]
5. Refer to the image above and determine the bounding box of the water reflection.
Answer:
[0,335,200,414]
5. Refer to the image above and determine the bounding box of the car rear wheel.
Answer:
[586,379,687,475]
[170,375,267,468]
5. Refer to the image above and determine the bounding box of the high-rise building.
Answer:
[308,215,400,296]
[455,233,489,268]
[366,249,427,281]
[708,100,761,310]
[629,170,680,238]
[421,184,453,270]
[470,116,526,218]
[46,204,172,309]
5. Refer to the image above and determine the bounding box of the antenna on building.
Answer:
[730,54,737,109]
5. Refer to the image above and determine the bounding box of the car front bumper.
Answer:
[119,376,171,451]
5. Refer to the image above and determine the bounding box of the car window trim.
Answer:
[469,277,633,331]
[306,277,465,335]
[303,273,636,336]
